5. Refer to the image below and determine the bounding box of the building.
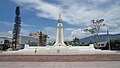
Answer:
[20,36,37,45]
[0,32,38,47]
[0,37,12,50]
[29,31,49,46]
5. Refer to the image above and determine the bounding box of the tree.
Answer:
[110,38,120,50]
[12,6,21,50]
[73,37,80,46]
[84,19,104,49]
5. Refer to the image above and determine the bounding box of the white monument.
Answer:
[0,15,116,55]
[53,14,66,47]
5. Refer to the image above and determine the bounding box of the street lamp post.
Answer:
[103,24,111,50]
[107,27,111,50]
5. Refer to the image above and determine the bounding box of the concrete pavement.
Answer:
[0,61,120,68]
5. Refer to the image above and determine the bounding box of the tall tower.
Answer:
[53,14,66,47]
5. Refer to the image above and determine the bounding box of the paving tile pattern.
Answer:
[0,61,120,68]
[0,54,120,62]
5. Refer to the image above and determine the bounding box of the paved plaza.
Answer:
[0,54,120,62]
[0,61,120,68]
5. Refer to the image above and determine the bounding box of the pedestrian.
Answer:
[35,48,37,54]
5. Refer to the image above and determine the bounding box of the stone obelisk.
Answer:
[53,14,66,47]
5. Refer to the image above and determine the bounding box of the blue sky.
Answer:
[0,0,120,41]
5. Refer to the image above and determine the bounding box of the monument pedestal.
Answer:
[53,14,67,47]
[1,44,117,55]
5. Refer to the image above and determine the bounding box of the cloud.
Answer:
[10,0,120,40]
[21,22,36,28]
[42,27,56,41]
[64,28,92,41]
[41,27,91,41]
[11,0,120,24]
[0,20,37,36]
[20,28,31,36]
[0,21,13,26]
[8,31,12,34]
[0,21,36,28]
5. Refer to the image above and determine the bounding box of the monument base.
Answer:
[53,42,67,47]
[0,44,117,55]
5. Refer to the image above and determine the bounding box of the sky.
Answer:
[0,0,120,41]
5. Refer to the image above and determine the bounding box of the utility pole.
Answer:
[103,24,111,50]
[12,6,21,50]
[107,27,111,50]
